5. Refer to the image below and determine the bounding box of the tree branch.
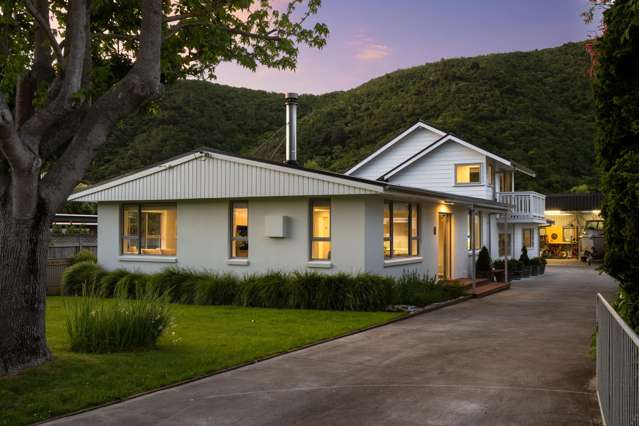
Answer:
[41,0,163,213]
[24,0,64,66]
[0,95,34,172]
[164,20,283,42]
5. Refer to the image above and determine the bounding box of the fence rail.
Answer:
[596,293,639,426]
[46,243,97,295]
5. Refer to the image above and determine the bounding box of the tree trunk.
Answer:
[0,209,52,374]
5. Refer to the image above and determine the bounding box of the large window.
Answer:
[230,201,248,258]
[467,211,482,251]
[499,233,511,257]
[384,201,420,258]
[310,200,331,260]
[455,164,481,185]
[523,228,534,249]
[121,204,177,256]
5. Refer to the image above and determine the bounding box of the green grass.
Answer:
[0,297,401,425]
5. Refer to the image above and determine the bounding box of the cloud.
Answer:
[349,34,392,61]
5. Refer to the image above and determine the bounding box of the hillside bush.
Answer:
[70,249,97,265]
[65,282,171,353]
[62,261,105,296]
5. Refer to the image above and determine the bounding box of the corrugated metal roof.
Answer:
[545,193,603,211]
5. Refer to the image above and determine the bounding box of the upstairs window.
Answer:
[455,164,482,185]
[121,204,177,256]
[310,200,331,260]
[230,201,249,258]
[384,201,420,258]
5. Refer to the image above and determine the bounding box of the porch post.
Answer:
[471,206,477,290]
[504,204,510,283]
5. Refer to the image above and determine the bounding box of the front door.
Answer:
[438,212,452,279]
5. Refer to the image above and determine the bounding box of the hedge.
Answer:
[62,266,465,311]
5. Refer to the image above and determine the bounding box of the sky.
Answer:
[213,0,599,94]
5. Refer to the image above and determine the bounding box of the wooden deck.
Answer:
[453,278,511,298]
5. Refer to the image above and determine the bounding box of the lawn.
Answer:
[0,297,402,425]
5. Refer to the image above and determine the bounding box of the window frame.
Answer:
[384,200,420,258]
[120,203,177,256]
[229,201,249,258]
[467,211,482,251]
[455,163,483,186]
[309,199,332,261]
[498,232,512,257]
[522,228,534,249]
[487,163,494,186]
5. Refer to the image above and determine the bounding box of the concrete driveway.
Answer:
[46,264,616,426]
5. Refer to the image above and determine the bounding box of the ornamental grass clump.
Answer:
[65,282,171,353]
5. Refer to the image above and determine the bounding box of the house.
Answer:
[69,94,545,280]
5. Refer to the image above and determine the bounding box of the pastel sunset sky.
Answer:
[214,0,599,94]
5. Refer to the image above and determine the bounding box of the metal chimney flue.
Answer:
[284,92,298,165]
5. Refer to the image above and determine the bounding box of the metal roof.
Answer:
[545,193,603,212]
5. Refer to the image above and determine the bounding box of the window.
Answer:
[522,228,534,249]
[310,200,331,260]
[500,172,513,192]
[384,201,420,258]
[455,164,482,185]
[121,204,177,256]
[499,233,511,257]
[230,201,248,258]
[467,211,482,251]
[487,163,494,186]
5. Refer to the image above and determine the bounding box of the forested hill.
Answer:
[89,41,595,193]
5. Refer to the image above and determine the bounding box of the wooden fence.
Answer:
[47,243,97,295]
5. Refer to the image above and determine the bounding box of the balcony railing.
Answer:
[497,191,546,222]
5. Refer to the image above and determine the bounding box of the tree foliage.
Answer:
[592,0,639,330]
[89,42,596,193]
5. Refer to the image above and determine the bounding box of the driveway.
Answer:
[46,265,616,426]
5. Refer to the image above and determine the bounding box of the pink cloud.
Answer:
[349,34,392,61]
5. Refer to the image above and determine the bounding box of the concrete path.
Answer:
[46,265,616,426]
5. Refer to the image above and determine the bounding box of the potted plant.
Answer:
[519,246,531,278]
[476,246,492,280]
[493,259,511,282]
[539,257,547,274]
[529,257,539,276]
[509,259,522,280]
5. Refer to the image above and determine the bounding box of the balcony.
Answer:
[497,191,546,223]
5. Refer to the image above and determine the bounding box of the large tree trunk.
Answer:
[0,208,52,374]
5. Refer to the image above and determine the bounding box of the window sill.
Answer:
[454,183,484,187]
[384,256,423,267]
[305,261,333,269]
[118,255,177,263]
[225,258,250,266]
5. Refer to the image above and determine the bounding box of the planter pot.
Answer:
[540,264,546,274]
[494,269,505,282]
[530,265,539,276]
[477,270,492,280]
[512,270,522,280]
[521,266,531,278]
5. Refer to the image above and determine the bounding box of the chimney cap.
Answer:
[284,92,299,102]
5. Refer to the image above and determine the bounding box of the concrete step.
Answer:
[465,282,511,298]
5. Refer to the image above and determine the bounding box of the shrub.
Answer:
[148,268,199,303]
[115,272,149,298]
[62,261,105,295]
[238,272,290,308]
[98,269,130,297]
[70,249,97,265]
[476,246,491,273]
[508,259,522,271]
[493,259,505,270]
[345,273,393,311]
[315,273,350,310]
[65,282,171,353]
[394,272,463,307]
[192,273,240,305]
[519,246,530,266]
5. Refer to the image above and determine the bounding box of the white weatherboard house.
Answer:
[69,94,546,280]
